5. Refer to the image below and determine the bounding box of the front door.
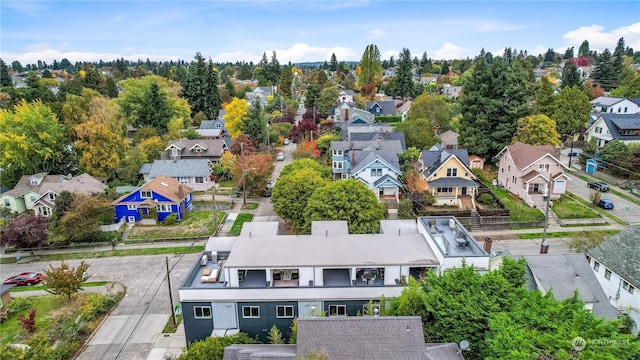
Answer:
[461,187,467,195]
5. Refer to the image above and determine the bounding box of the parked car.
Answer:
[284,138,290,145]
[262,188,272,197]
[4,272,42,286]
[266,180,276,189]
[587,181,610,192]
[597,199,614,209]
[277,152,285,161]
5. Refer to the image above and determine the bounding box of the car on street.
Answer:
[284,138,290,145]
[587,181,610,192]
[262,188,272,197]
[4,272,42,286]
[277,152,285,161]
[597,199,615,210]
[266,180,276,189]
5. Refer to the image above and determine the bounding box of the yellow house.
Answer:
[418,145,478,208]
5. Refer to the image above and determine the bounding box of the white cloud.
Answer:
[368,28,384,39]
[271,43,357,63]
[211,51,261,64]
[434,43,467,60]
[563,23,640,52]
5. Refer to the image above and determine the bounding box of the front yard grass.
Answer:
[518,229,620,239]
[490,186,544,222]
[552,195,601,219]
[228,214,254,236]
[127,210,224,239]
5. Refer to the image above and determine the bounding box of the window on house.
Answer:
[586,255,591,263]
[171,148,179,157]
[215,123,221,128]
[437,187,453,193]
[446,168,457,177]
[593,261,600,272]
[501,168,504,173]
[538,164,550,172]
[362,303,380,315]
[276,305,294,318]
[48,193,56,201]
[604,269,611,280]
[333,150,343,156]
[243,306,260,318]
[195,177,204,183]
[30,178,38,185]
[157,204,171,212]
[624,107,628,113]
[178,177,190,184]
[595,127,603,134]
[328,305,347,316]
[617,107,621,113]
[29,196,36,202]
[127,204,137,210]
[140,190,152,198]
[333,161,343,169]
[508,165,511,172]
[194,306,212,319]
[3,199,9,207]
[341,173,348,180]
[371,169,382,177]
[629,285,635,294]
[623,281,629,290]
[512,176,517,185]
[193,146,203,153]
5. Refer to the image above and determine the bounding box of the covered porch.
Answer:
[427,178,478,208]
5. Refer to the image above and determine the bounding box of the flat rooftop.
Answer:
[223,222,438,268]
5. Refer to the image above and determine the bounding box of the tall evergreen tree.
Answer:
[562,47,574,59]
[242,98,267,144]
[578,40,590,58]
[591,49,616,90]
[533,76,556,118]
[561,61,582,88]
[394,48,415,99]
[543,48,555,63]
[138,81,171,134]
[265,51,281,85]
[329,53,338,72]
[358,44,382,86]
[0,59,12,87]
[460,57,533,159]
[279,65,293,97]
[552,85,591,137]
[183,52,220,119]
[612,37,626,77]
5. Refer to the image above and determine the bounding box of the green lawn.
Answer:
[127,210,224,239]
[10,281,109,293]
[241,202,259,210]
[551,195,601,219]
[490,187,544,222]
[518,230,620,239]
[228,214,254,236]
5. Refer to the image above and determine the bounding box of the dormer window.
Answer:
[30,178,38,186]
[140,190,152,198]
[215,123,221,128]
[48,193,56,201]
[171,148,179,157]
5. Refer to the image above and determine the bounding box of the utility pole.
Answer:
[241,143,246,206]
[212,183,218,235]
[166,256,177,327]
[568,134,575,169]
[540,175,552,254]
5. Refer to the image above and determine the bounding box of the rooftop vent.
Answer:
[161,182,168,187]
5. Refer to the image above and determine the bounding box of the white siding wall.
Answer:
[299,267,314,286]
[589,258,640,314]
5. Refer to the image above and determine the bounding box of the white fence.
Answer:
[100,218,125,232]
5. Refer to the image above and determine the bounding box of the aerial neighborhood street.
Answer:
[1,1,640,359]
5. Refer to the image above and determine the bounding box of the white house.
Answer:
[586,226,640,335]
[591,97,640,114]
[584,113,640,148]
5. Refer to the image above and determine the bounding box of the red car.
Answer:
[3,272,42,286]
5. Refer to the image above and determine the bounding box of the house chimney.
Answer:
[351,149,356,167]
[483,237,492,253]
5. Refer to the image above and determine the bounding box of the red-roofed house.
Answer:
[496,142,570,208]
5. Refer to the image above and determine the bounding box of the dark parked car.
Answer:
[587,181,609,192]
[597,199,614,210]
[262,188,272,197]
[4,272,42,286]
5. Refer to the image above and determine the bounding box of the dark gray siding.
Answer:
[237,301,298,342]
[183,302,214,344]
[323,300,368,316]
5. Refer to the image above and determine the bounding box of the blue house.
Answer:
[112,176,193,223]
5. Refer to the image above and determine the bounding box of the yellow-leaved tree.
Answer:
[75,120,128,177]
[224,97,249,139]
[511,114,561,146]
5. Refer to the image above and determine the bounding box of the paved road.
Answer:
[3,253,200,360]
[559,151,640,225]
[253,141,294,220]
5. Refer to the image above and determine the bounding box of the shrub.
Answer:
[163,213,178,225]
[0,297,33,323]
[18,309,37,334]
[477,193,495,205]
[590,191,601,205]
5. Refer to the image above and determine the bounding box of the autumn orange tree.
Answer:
[43,260,90,299]
[231,153,274,195]
[294,140,320,160]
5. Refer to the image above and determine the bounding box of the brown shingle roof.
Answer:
[112,176,192,205]
[506,142,560,169]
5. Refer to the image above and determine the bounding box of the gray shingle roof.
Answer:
[599,113,640,141]
[365,100,397,115]
[296,317,427,360]
[428,177,477,187]
[587,225,640,287]
[139,163,152,175]
[148,159,211,178]
[522,254,620,319]
[420,148,471,177]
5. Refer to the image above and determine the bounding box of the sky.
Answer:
[1,0,639,66]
